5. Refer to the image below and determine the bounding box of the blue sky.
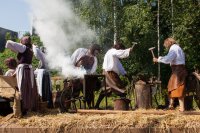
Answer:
[0,0,31,33]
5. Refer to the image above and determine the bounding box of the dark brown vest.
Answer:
[17,47,33,64]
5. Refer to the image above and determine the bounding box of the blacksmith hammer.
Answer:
[148,47,155,58]
[131,42,138,51]
[131,42,138,49]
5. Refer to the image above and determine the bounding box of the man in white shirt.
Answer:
[95,42,133,109]
[71,44,100,74]
[67,44,101,109]
[153,38,187,112]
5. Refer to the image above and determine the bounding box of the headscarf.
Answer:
[20,36,32,48]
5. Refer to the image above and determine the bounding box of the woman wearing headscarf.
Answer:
[6,36,38,115]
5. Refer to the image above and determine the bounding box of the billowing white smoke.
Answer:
[26,0,96,78]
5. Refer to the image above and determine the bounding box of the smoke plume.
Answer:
[26,0,96,78]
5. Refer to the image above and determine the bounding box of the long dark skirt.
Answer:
[41,71,53,108]
[21,67,38,112]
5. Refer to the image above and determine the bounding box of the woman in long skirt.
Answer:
[6,36,39,115]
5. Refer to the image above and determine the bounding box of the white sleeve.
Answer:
[4,71,11,76]
[5,40,26,53]
[113,48,131,59]
[118,64,126,76]
[33,45,45,61]
[71,49,80,65]
[71,48,86,65]
[33,45,46,67]
[158,50,176,64]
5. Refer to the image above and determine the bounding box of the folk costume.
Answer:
[6,40,38,114]
[95,47,131,109]
[71,48,97,74]
[33,45,53,108]
[157,43,187,111]
[68,47,100,109]
[103,47,131,94]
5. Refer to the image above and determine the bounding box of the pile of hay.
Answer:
[1,109,200,131]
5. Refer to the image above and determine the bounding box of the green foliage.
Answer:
[2,0,199,88]
[73,0,115,48]
[23,32,31,37]
[72,0,200,88]
[5,32,19,42]
[31,35,43,47]
[120,4,157,76]
[5,32,12,40]
[172,1,200,72]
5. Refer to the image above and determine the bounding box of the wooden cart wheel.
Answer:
[59,88,77,113]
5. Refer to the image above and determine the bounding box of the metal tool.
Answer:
[131,42,138,49]
[148,47,155,58]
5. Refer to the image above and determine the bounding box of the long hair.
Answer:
[89,43,101,55]
[113,42,125,50]
[164,38,177,48]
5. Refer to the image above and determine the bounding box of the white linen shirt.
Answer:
[103,48,131,75]
[4,69,15,76]
[32,45,46,68]
[71,48,97,74]
[5,40,26,53]
[158,44,185,65]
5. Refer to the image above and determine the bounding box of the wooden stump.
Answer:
[135,80,151,109]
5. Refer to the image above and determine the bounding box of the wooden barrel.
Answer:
[114,98,130,110]
[135,80,151,109]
